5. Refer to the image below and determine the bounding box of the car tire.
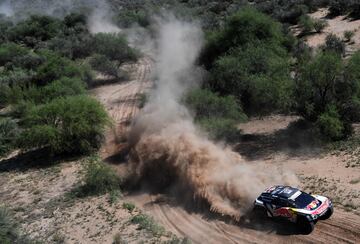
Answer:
[253,206,270,217]
[297,217,315,234]
[320,207,333,220]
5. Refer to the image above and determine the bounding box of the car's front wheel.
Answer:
[320,207,333,220]
[297,217,315,234]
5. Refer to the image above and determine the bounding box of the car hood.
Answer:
[294,195,330,215]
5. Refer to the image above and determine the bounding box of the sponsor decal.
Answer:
[274,208,293,218]
[306,200,319,211]
[312,200,329,215]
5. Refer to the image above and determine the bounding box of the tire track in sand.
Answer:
[94,57,360,243]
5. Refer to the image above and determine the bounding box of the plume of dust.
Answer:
[0,0,13,16]
[128,17,298,220]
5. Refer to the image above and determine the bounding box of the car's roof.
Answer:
[261,185,301,200]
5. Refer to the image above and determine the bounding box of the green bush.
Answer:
[91,33,139,63]
[89,54,120,78]
[7,15,63,47]
[0,118,19,157]
[210,42,293,114]
[299,15,314,34]
[35,50,85,85]
[313,19,327,33]
[18,95,109,154]
[344,30,355,42]
[186,89,246,121]
[198,118,241,141]
[81,156,122,196]
[296,51,343,121]
[0,206,19,244]
[131,214,165,237]
[0,206,35,244]
[122,202,136,212]
[116,10,150,28]
[0,43,29,66]
[323,34,345,56]
[317,105,345,140]
[200,7,285,68]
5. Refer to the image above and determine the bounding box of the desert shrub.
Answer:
[0,206,36,244]
[0,206,19,244]
[0,118,19,157]
[116,9,150,28]
[7,15,63,47]
[198,118,241,141]
[323,34,345,56]
[0,43,29,66]
[131,214,165,237]
[63,13,87,28]
[47,33,93,60]
[80,156,122,196]
[91,33,139,63]
[313,19,327,33]
[18,77,87,104]
[210,42,293,114]
[344,30,355,42]
[89,54,120,78]
[200,7,285,69]
[0,68,36,86]
[299,15,314,34]
[122,202,135,212]
[18,95,109,154]
[186,89,246,140]
[296,51,343,120]
[35,50,85,85]
[317,105,345,140]
[186,89,246,121]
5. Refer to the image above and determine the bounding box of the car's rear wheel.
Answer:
[320,207,333,220]
[253,205,270,217]
[297,217,315,234]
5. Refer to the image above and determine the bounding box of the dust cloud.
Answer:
[128,17,298,220]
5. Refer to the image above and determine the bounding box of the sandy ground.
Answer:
[92,56,360,243]
[122,116,360,244]
[304,8,360,55]
[92,57,153,159]
[2,56,360,243]
[0,58,178,244]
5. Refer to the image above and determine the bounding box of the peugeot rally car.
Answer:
[254,185,333,234]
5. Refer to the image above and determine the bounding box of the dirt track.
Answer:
[92,57,153,158]
[94,57,360,243]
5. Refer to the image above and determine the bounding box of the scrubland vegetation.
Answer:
[0,13,138,158]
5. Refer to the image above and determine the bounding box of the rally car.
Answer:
[253,185,333,234]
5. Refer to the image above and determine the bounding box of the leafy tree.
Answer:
[296,51,343,121]
[317,105,345,140]
[200,7,285,69]
[186,89,247,121]
[0,43,29,66]
[35,50,85,85]
[89,54,120,78]
[299,15,314,34]
[7,15,63,47]
[91,33,139,63]
[210,42,293,114]
[18,95,109,154]
[186,89,247,140]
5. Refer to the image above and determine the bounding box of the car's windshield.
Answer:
[292,192,315,209]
